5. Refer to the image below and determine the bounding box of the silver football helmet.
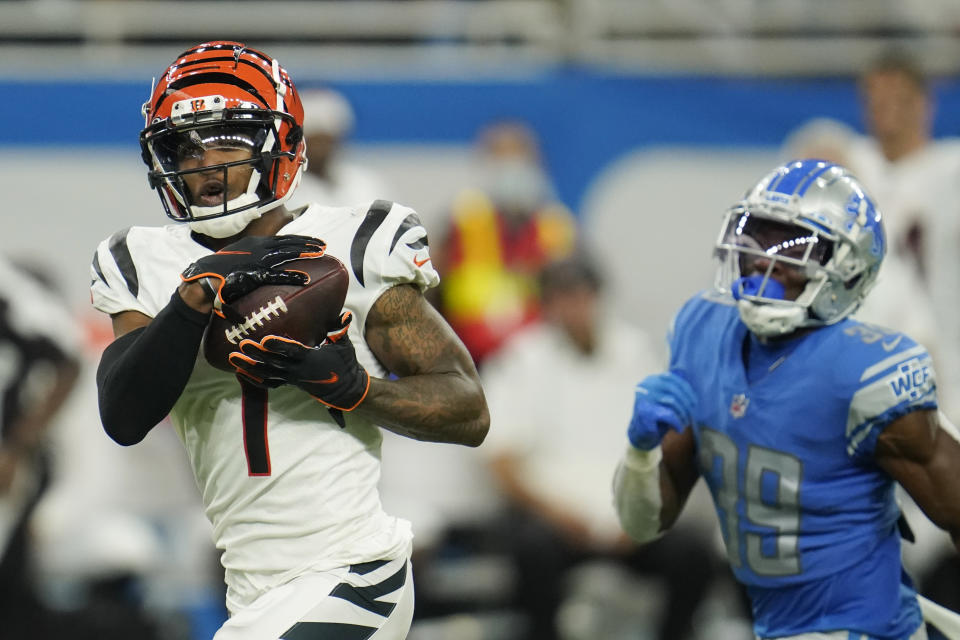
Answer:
[715,159,886,337]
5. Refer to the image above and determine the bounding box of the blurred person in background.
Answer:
[0,257,162,639]
[780,105,959,637]
[292,87,393,208]
[845,51,960,628]
[481,254,722,640]
[432,120,577,368]
[779,117,857,167]
[846,48,960,284]
[614,159,960,640]
[33,323,225,640]
[842,49,959,369]
[778,115,938,368]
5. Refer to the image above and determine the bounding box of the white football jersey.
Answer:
[90,200,439,613]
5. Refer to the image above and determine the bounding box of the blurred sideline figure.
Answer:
[778,115,938,364]
[0,257,163,639]
[844,50,960,412]
[846,49,960,284]
[779,117,857,167]
[432,120,577,368]
[847,51,960,624]
[33,313,225,639]
[780,93,960,634]
[481,255,722,640]
[292,87,393,208]
[615,159,960,640]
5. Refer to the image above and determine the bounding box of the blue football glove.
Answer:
[627,372,696,450]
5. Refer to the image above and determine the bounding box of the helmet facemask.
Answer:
[715,175,883,338]
[716,207,837,336]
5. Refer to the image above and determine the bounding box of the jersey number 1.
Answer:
[239,378,271,476]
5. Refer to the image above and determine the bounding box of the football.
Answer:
[202,255,349,373]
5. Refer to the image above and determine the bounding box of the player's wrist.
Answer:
[306,366,370,411]
[177,280,215,314]
[623,443,663,470]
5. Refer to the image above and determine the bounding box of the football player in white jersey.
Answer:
[91,41,489,640]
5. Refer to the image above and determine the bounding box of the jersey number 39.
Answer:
[699,428,803,577]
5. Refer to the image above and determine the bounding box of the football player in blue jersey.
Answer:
[613,159,960,640]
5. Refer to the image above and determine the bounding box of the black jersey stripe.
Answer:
[388,212,428,255]
[349,559,389,575]
[281,622,376,640]
[239,378,270,476]
[330,563,406,617]
[349,200,392,287]
[91,249,107,284]
[108,228,139,298]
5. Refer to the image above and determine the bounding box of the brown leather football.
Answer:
[202,254,349,373]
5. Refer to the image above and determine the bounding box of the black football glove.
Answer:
[228,312,370,412]
[181,234,326,309]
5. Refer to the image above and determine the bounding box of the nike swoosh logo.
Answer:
[882,335,904,352]
[413,256,431,267]
[306,373,339,384]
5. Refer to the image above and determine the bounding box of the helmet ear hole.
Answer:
[285,124,303,147]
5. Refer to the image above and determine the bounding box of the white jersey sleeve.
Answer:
[90,224,211,318]
[284,199,439,377]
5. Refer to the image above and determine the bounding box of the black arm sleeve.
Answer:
[96,292,210,446]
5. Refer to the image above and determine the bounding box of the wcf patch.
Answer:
[888,358,933,401]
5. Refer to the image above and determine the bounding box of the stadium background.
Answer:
[4,1,960,338]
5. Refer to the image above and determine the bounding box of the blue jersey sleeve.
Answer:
[842,324,937,462]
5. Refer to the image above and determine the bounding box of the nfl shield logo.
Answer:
[730,394,749,418]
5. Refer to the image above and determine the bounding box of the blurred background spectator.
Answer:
[0,256,167,640]
[777,50,960,639]
[849,51,960,638]
[431,120,577,368]
[292,87,394,208]
[480,254,728,640]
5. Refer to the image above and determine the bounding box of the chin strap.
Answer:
[188,199,265,238]
[736,299,807,337]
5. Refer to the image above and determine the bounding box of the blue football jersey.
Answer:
[669,292,934,638]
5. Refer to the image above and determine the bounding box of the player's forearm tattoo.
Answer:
[361,285,488,446]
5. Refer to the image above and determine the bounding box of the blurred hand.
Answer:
[627,372,696,450]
